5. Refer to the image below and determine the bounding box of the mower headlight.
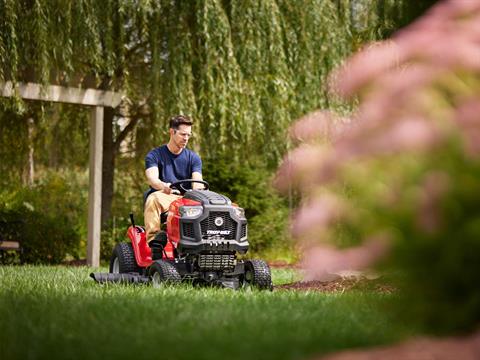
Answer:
[233,207,245,219]
[180,206,203,218]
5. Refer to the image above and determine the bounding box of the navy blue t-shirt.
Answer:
[144,145,202,199]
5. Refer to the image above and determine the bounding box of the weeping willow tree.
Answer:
[0,0,418,226]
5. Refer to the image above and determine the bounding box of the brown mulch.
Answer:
[61,259,87,266]
[275,277,396,293]
[267,260,301,268]
[316,331,480,360]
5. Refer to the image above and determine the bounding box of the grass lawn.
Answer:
[0,266,410,360]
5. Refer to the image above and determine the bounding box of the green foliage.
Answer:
[0,0,408,168]
[0,101,90,186]
[375,0,440,38]
[0,101,28,186]
[385,149,480,334]
[0,171,86,264]
[0,207,77,264]
[98,155,147,262]
[36,104,90,169]
[247,206,292,254]
[99,216,131,263]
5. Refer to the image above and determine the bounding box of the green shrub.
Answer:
[246,201,291,252]
[0,207,80,264]
[0,171,85,264]
[386,150,480,334]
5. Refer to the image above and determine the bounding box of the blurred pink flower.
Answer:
[292,194,345,238]
[289,110,347,143]
[400,32,480,71]
[363,116,443,155]
[396,1,480,73]
[274,144,338,192]
[301,238,390,281]
[331,41,402,98]
[357,64,441,122]
[333,115,442,162]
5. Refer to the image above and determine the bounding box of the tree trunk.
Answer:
[101,107,115,229]
[25,117,35,187]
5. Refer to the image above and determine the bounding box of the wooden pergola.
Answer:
[1,81,123,267]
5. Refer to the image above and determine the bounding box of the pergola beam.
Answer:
[0,81,122,108]
[0,81,123,267]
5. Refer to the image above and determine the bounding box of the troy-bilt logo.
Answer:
[207,230,231,235]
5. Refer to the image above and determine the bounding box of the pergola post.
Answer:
[87,106,104,267]
[1,82,122,268]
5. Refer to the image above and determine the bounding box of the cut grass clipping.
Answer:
[0,266,409,360]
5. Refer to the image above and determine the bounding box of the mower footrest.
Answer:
[90,272,150,284]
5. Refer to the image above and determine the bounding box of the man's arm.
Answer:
[145,167,172,194]
[192,171,204,190]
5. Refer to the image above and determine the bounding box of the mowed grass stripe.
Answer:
[0,266,406,360]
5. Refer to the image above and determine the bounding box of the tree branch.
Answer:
[113,116,141,154]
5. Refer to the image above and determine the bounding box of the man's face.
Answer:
[171,124,192,149]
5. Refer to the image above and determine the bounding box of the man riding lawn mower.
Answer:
[91,115,272,290]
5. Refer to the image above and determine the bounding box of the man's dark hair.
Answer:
[169,114,193,129]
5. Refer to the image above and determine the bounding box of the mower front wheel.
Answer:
[149,260,181,288]
[243,259,273,291]
[110,243,140,274]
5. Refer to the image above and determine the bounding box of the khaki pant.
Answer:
[144,191,181,243]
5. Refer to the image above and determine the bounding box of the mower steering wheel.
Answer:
[170,179,209,195]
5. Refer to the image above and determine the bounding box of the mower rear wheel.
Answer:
[243,259,273,290]
[149,260,181,288]
[109,243,140,273]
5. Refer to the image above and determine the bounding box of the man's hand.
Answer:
[192,171,204,190]
[163,182,172,194]
[146,167,176,195]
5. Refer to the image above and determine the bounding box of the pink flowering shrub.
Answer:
[277,0,480,333]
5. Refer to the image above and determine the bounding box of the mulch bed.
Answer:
[275,277,396,293]
[62,259,87,266]
[268,260,301,269]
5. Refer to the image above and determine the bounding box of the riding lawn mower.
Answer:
[90,179,273,290]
